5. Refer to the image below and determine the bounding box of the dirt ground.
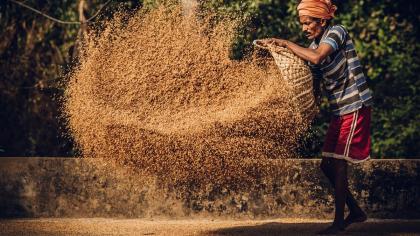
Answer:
[1,218,419,236]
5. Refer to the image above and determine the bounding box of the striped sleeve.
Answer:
[320,25,347,52]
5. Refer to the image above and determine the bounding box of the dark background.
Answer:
[0,0,419,158]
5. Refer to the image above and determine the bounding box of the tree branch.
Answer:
[8,0,113,25]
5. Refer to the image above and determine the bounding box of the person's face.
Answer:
[299,16,326,40]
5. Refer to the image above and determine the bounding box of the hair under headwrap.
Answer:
[297,0,337,20]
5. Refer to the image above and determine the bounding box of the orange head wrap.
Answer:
[297,0,337,20]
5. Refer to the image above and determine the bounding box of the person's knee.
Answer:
[333,159,347,173]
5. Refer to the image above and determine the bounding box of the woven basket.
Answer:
[254,40,317,121]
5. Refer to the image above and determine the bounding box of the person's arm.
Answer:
[260,38,334,65]
[285,40,333,65]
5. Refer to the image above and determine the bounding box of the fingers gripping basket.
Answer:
[255,42,318,121]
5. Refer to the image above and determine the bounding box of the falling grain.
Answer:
[64,3,312,191]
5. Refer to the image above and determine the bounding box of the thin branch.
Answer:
[8,0,113,25]
[8,0,81,24]
[86,0,113,22]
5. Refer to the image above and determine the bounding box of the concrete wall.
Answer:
[0,157,419,219]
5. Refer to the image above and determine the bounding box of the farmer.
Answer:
[257,0,372,234]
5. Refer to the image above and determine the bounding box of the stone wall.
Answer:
[0,157,419,218]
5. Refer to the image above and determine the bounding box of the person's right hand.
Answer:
[254,39,272,48]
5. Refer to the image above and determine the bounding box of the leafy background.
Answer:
[1,0,418,158]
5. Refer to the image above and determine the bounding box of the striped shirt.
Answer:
[309,24,373,116]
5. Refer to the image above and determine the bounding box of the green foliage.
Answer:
[202,0,420,158]
[0,0,78,156]
[199,0,303,58]
[335,0,420,157]
[0,0,418,157]
[0,0,142,156]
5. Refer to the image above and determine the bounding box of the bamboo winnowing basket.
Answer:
[254,41,318,121]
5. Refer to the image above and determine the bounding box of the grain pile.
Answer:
[64,3,313,190]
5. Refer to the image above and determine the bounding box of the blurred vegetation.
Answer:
[0,0,142,156]
[0,0,418,157]
[201,0,420,158]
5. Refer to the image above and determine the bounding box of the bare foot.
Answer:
[344,212,367,228]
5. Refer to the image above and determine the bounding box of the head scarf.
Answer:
[297,0,337,20]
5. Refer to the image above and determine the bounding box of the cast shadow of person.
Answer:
[206,221,420,236]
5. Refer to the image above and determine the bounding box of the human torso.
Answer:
[309,25,373,116]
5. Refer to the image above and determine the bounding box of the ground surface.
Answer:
[1,218,419,236]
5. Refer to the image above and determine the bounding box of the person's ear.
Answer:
[320,19,327,27]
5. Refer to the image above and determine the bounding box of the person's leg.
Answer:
[318,158,346,234]
[318,115,353,234]
[342,106,372,228]
[332,158,347,227]
[320,158,365,219]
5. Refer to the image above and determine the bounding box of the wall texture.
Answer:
[0,158,419,218]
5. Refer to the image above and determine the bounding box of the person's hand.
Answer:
[254,38,288,48]
[253,39,271,48]
[267,38,289,48]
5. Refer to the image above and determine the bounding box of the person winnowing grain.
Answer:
[257,0,372,234]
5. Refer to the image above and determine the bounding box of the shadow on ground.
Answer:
[1,219,420,235]
[207,221,420,236]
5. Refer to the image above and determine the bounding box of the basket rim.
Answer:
[253,40,303,63]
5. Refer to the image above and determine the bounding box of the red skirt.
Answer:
[322,106,371,163]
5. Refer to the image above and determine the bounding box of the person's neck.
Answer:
[314,27,327,44]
